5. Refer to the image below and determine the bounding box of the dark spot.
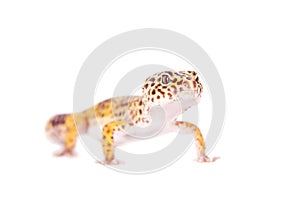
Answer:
[152,90,156,95]
[177,80,183,85]
[172,78,177,83]
[151,98,154,102]
[157,95,160,99]
[171,85,177,92]
[51,114,66,126]
[193,81,197,88]
[144,84,149,89]
[155,83,161,88]
[186,76,192,80]
[183,81,190,88]
[120,102,128,107]
[151,82,155,87]
[158,88,165,95]
[99,103,105,109]
[149,78,155,82]
[139,101,143,106]
[139,109,142,115]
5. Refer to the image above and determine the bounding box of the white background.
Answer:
[0,0,299,199]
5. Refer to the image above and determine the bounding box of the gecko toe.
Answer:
[96,159,123,165]
[195,156,220,163]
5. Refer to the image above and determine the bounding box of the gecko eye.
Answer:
[161,74,170,85]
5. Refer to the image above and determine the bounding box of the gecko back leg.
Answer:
[45,114,78,156]
[61,115,77,156]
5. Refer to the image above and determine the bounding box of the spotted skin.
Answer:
[45,70,217,163]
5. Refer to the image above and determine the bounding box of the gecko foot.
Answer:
[195,155,220,163]
[96,159,123,165]
[53,149,77,157]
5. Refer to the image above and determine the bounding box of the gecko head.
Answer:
[142,70,203,107]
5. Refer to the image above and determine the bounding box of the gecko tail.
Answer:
[45,114,70,143]
[45,114,69,130]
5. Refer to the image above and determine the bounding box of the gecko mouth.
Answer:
[178,89,200,99]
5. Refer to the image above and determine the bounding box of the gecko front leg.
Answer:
[100,120,126,164]
[175,121,219,162]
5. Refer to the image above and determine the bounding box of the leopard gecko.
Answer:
[45,70,218,164]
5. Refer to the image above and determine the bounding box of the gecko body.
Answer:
[45,70,217,163]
